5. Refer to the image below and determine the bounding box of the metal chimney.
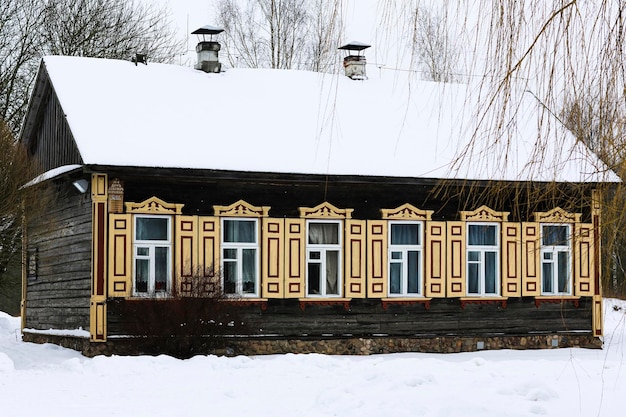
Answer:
[338,41,371,80]
[192,25,224,73]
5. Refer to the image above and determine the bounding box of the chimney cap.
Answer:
[338,41,371,52]
[191,25,224,36]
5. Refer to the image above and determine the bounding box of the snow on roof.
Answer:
[41,55,619,183]
[21,164,82,188]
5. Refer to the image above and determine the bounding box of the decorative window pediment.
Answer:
[299,202,353,219]
[460,205,509,222]
[214,199,270,218]
[381,203,433,220]
[534,207,581,223]
[125,196,183,214]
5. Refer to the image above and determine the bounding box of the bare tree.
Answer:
[0,120,40,313]
[0,0,183,136]
[40,0,182,62]
[381,1,626,295]
[411,5,460,82]
[0,0,44,135]
[307,0,342,73]
[215,0,342,71]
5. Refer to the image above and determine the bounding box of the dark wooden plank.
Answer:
[106,297,593,338]
[24,185,92,332]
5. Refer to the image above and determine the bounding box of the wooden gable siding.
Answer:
[25,183,92,331]
[27,86,83,175]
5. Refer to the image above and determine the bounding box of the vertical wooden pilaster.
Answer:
[20,208,27,331]
[345,219,366,298]
[284,218,305,298]
[425,221,446,298]
[446,222,465,297]
[367,220,388,298]
[198,217,220,294]
[521,222,541,296]
[176,216,199,295]
[591,189,603,337]
[262,217,285,298]
[107,214,132,297]
[502,222,522,297]
[574,223,594,296]
[90,173,108,342]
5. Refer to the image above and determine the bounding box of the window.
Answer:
[221,218,259,296]
[541,224,571,295]
[133,215,172,296]
[307,221,341,297]
[467,223,499,296]
[388,222,422,296]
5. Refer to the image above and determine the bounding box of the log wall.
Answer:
[106,297,592,338]
[25,182,92,330]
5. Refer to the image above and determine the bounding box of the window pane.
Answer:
[309,251,321,260]
[558,251,569,293]
[136,247,149,256]
[543,262,553,293]
[224,261,236,294]
[223,248,237,260]
[468,263,479,293]
[155,247,168,292]
[326,250,339,295]
[408,251,420,293]
[136,218,168,241]
[308,223,339,244]
[468,225,496,246]
[543,225,568,246]
[391,224,420,245]
[390,262,402,294]
[485,251,496,293]
[135,259,149,293]
[242,248,257,293]
[391,251,402,260]
[468,251,480,261]
[308,263,321,295]
[224,220,256,243]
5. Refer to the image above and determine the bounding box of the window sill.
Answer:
[298,298,351,311]
[129,293,173,299]
[459,297,508,309]
[381,297,432,310]
[534,296,580,308]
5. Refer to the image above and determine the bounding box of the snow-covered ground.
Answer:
[1,299,625,417]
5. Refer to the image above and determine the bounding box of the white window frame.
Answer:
[388,221,423,297]
[306,219,342,297]
[540,223,572,295]
[466,222,500,296]
[220,218,260,297]
[132,215,172,297]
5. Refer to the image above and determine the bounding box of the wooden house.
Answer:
[18,51,619,356]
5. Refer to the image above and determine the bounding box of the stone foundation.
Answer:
[22,331,602,358]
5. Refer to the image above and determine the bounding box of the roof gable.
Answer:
[20,63,83,174]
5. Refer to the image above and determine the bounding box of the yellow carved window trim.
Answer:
[533,207,581,223]
[299,202,353,219]
[213,199,270,218]
[381,203,433,220]
[460,205,509,222]
[125,196,184,214]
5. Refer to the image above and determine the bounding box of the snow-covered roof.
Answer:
[40,55,619,183]
[21,164,82,188]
